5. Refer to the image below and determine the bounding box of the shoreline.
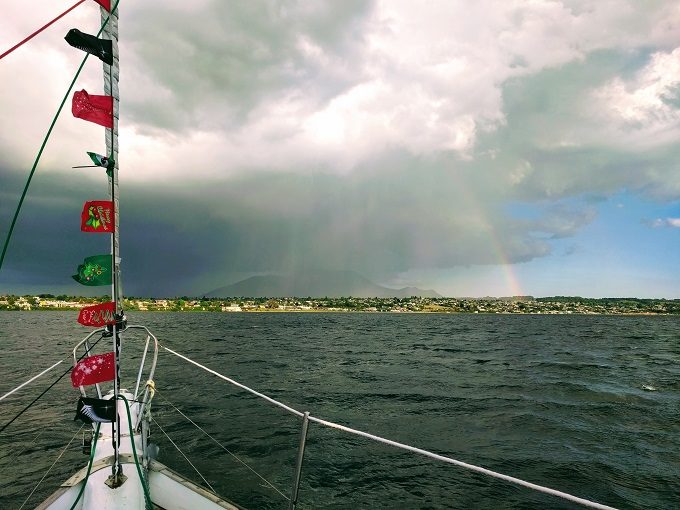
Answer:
[3,295,678,315]
[0,309,674,316]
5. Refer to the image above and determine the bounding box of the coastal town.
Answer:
[1,294,678,314]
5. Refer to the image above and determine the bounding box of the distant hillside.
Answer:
[205,271,442,298]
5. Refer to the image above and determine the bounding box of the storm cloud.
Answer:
[1,1,679,297]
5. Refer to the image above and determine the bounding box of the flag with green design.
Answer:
[81,201,114,233]
[87,152,115,176]
[72,254,112,286]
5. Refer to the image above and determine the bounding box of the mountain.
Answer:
[204,271,442,298]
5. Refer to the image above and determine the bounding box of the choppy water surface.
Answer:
[0,312,678,509]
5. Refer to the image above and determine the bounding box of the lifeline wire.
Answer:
[308,416,618,510]
[0,334,105,435]
[0,359,64,402]
[0,0,121,273]
[0,0,87,61]
[161,344,619,510]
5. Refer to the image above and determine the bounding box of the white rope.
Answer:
[0,360,64,402]
[161,346,304,417]
[156,390,290,501]
[162,345,619,510]
[18,424,84,509]
[152,416,216,494]
[308,416,618,510]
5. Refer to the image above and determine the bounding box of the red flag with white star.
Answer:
[72,90,113,128]
[71,352,115,387]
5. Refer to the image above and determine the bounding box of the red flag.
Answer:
[94,0,111,11]
[71,352,115,387]
[78,302,116,327]
[72,90,113,128]
[81,201,114,233]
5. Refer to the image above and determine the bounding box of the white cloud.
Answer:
[287,0,680,165]
[5,0,675,183]
[592,48,680,147]
[114,0,680,176]
[510,160,534,185]
[651,217,680,228]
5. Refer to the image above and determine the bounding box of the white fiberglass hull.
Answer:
[36,459,240,510]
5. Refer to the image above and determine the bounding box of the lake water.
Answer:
[0,311,678,509]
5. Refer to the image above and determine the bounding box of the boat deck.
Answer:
[36,458,242,510]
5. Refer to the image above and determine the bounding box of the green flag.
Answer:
[86,152,115,176]
[72,254,112,286]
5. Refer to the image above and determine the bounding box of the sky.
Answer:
[1,0,679,298]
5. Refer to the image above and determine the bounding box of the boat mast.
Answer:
[102,1,124,485]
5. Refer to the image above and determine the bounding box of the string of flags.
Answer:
[69,0,118,393]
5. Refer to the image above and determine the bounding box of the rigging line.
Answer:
[0,333,105,435]
[0,425,48,461]
[155,390,291,501]
[151,416,217,494]
[0,0,87,61]
[0,0,121,274]
[17,423,84,510]
[0,359,64,402]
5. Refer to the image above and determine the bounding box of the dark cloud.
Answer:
[1,152,584,296]
[0,170,109,294]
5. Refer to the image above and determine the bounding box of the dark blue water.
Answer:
[0,312,678,509]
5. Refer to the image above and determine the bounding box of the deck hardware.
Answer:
[288,411,310,510]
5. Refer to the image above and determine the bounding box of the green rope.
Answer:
[0,0,121,273]
[69,423,100,510]
[68,394,151,510]
[119,395,153,510]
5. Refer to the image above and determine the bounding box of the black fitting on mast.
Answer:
[103,313,127,336]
